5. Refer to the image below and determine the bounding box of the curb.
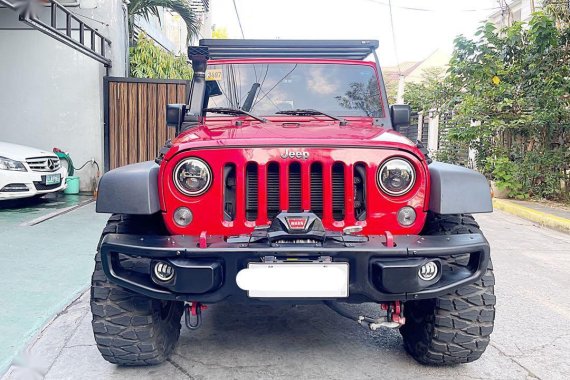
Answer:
[493,198,570,234]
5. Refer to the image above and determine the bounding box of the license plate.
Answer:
[236,262,349,298]
[45,174,61,185]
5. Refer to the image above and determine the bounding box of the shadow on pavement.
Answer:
[0,192,91,211]
[0,192,93,226]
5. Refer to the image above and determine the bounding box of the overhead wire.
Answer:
[387,0,401,75]
[252,64,299,109]
[231,0,260,109]
[360,0,501,13]
[232,0,246,38]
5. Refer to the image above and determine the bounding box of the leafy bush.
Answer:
[408,8,570,202]
[486,156,525,198]
[130,34,193,80]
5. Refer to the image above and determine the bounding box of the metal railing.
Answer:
[0,0,112,67]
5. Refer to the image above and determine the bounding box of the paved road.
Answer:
[0,196,108,372]
[3,210,570,380]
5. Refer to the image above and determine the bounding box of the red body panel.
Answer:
[159,132,430,236]
[163,118,418,159]
[158,59,430,237]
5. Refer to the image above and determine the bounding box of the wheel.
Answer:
[400,213,496,365]
[90,214,184,366]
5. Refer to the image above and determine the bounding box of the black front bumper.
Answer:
[100,232,490,303]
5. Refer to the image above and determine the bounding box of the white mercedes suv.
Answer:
[0,142,68,200]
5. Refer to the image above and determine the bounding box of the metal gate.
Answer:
[104,77,190,170]
[400,113,419,142]
[420,117,429,146]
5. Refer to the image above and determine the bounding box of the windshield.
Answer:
[204,63,383,118]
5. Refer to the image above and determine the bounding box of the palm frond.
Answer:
[128,0,201,42]
[167,0,201,41]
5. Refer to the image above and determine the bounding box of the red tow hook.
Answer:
[199,231,208,248]
[325,300,405,330]
[381,301,405,326]
[185,302,208,330]
[384,231,394,248]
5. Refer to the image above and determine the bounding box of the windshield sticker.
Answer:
[206,69,223,81]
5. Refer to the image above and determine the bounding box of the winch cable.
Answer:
[324,301,404,330]
[324,301,377,325]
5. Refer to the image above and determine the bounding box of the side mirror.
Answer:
[166,104,187,133]
[390,104,411,132]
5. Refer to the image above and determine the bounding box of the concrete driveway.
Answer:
[3,210,570,380]
[0,194,108,373]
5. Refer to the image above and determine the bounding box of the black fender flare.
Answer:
[428,162,493,214]
[96,161,161,215]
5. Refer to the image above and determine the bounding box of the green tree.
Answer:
[403,67,449,113]
[128,0,200,44]
[384,77,398,104]
[335,77,382,117]
[543,0,570,29]
[405,10,570,201]
[130,34,193,80]
[445,13,570,200]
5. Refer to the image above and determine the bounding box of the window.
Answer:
[205,63,383,118]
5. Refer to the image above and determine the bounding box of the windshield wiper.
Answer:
[203,107,268,123]
[275,109,347,125]
[241,83,261,112]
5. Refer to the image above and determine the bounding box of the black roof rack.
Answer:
[196,39,379,61]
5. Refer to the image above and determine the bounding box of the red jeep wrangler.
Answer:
[93,40,495,366]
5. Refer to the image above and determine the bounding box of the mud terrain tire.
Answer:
[90,214,184,366]
[400,213,496,365]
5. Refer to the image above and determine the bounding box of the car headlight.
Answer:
[173,158,212,196]
[377,158,415,196]
[0,157,27,172]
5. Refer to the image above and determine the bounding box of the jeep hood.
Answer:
[166,118,416,160]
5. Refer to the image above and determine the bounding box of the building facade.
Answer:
[0,0,210,191]
[488,0,543,28]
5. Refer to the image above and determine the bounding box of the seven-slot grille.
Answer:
[26,156,61,172]
[225,161,367,224]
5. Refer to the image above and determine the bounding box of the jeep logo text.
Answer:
[280,149,309,160]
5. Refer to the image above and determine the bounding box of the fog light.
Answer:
[397,206,416,226]
[153,261,175,282]
[418,261,439,281]
[173,207,193,226]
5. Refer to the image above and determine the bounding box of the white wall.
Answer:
[0,0,128,191]
[136,4,213,55]
[488,0,543,28]
[427,114,440,154]
[0,30,104,191]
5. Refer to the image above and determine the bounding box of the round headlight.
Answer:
[377,158,416,196]
[173,158,212,196]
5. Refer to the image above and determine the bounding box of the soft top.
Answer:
[192,39,379,61]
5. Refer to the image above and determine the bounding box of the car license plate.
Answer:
[45,174,61,185]
[236,262,349,298]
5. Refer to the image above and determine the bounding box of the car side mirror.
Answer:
[390,104,411,132]
[166,104,187,133]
